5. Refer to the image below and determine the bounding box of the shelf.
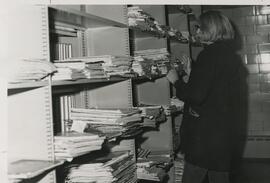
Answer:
[132,75,166,82]
[130,27,189,44]
[50,29,77,37]
[52,77,127,87]
[8,159,64,180]
[247,131,270,137]
[51,75,167,87]
[8,80,49,90]
[49,6,127,29]
[8,77,130,90]
[130,27,167,39]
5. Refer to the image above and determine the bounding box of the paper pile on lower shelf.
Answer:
[70,108,143,139]
[54,132,105,161]
[174,156,185,183]
[65,152,137,183]
[137,149,173,182]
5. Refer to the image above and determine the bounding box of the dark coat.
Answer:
[174,40,247,171]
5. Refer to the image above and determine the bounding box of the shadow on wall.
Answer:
[229,20,249,176]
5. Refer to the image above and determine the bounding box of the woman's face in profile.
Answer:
[193,23,204,42]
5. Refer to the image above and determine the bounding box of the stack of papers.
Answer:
[54,55,135,79]
[136,150,173,182]
[133,48,170,78]
[128,6,189,42]
[137,152,172,182]
[56,57,109,79]
[127,6,151,30]
[134,48,169,60]
[54,132,105,161]
[52,61,88,80]
[70,108,143,139]
[109,139,135,153]
[138,105,166,128]
[65,152,137,183]
[9,59,56,83]
[174,156,185,183]
[84,61,108,79]
[137,148,151,159]
[137,160,161,181]
[100,55,134,77]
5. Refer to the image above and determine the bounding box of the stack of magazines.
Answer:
[65,152,137,183]
[9,59,56,83]
[97,55,134,77]
[174,156,185,183]
[52,57,109,80]
[57,57,109,79]
[70,108,143,139]
[128,6,152,31]
[138,105,166,128]
[52,61,86,80]
[128,6,188,42]
[53,55,136,79]
[137,150,172,182]
[133,48,170,78]
[54,132,105,161]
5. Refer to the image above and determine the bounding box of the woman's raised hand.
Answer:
[166,69,179,85]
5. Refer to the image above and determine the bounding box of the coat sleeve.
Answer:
[174,51,216,105]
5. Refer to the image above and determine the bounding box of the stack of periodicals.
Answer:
[52,61,87,80]
[93,55,134,77]
[70,108,143,139]
[54,132,105,161]
[65,152,137,183]
[137,149,172,182]
[128,6,152,31]
[9,59,56,83]
[61,57,109,79]
[109,139,135,153]
[52,58,108,80]
[128,6,188,42]
[174,155,185,183]
[138,105,166,128]
[132,48,170,78]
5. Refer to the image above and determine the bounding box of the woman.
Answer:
[167,10,246,183]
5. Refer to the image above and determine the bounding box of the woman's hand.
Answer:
[180,55,191,83]
[181,55,191,76]
[166,69,179,84]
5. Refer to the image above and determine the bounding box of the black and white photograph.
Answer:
[2,0,270,183]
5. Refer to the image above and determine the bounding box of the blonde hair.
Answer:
[199,10,235,42]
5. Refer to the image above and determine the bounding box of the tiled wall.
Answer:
[210,6,270,136]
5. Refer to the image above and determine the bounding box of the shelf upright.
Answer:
[8,3,56,183]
